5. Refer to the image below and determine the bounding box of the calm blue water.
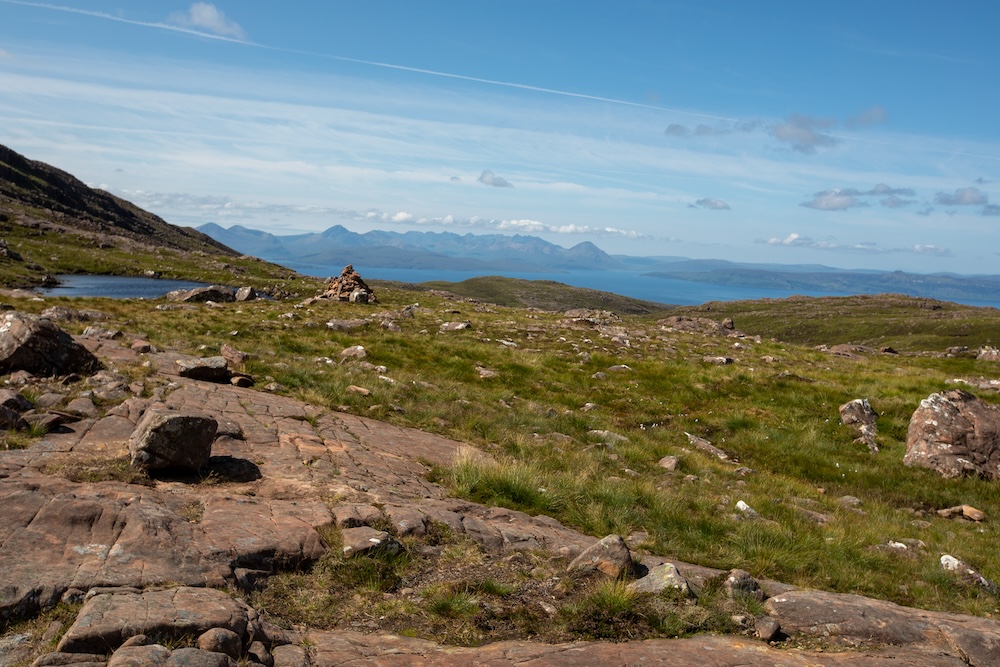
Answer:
[40,275,210,299]
[37,269,1000,309]
[287,264,868,307]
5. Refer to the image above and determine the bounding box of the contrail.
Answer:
[0,0,735,122]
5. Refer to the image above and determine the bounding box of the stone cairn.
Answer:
[321,265,376,304]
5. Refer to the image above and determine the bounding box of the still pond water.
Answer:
[39,275,210,299]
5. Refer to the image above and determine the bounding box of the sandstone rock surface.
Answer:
[904,389,1000,479]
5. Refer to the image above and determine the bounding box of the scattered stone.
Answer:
[270,645,307,667]
[131,340,153,353]
[837,495,863,508]
[229,374,254,388]
[0,387,32,411]
[176,357,232,383]
[0,404,28,430]
[165,647,238,667]
[606,364,632,372]
[440,321,471,332]
[580,402,598,412]
[940,554,999,594]
[346,385,371,396]
[567,534,633,579]
[247,641,273,667]
[82,325,123,340]
[0,312,102,376]
[128,409,218,471]
[657,316,732,336]
[722,569,766,602]
[220,344,251,365]
[735,500,761,520]
[703,356,733,365]
[235,286,258,302]
[64,397,98,418]
[587,429,628,445]
[339,345,367,360]
[658,455,679,471]
[978,346,1000,362]
[685,432,732,462]
[325,319,367,331]
[937,505,986,521]
[629,562,691,596]
[755,616,782,641]
[340,527,404,558]
[196,628,241,660]
[840,398,879,453]
[904,389,1000,479]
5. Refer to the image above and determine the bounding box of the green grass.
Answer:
[8,280,1000,630]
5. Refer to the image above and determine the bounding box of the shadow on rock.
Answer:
[150,456,262,484]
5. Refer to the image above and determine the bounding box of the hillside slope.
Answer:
[0,144,316,292]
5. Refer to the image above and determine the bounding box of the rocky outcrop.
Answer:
[0,311,102,376]
[765,589,1000,665]
[5,325,1000,667]
[166,286,236,303]
[840,398,879,453]
[904,390,1000,479]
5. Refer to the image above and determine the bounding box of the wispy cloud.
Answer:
[693,198,730,210]
[167,3,246,40]
[935,186,987,206]
[801,189,868,211]
[0,48,11,59]
[477,170,513,188]
[802,183,916,210]
[771,114,838,154]
[983,204,1000,216]
[760,233,951,257]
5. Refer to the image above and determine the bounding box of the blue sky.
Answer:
[1,1,998,273]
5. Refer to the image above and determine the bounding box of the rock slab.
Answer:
[57,587,248,654]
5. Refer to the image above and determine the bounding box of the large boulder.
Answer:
[128,409,218,471]
[904,390,1000,479]
[0,311,102,376]
[166,285,236,303]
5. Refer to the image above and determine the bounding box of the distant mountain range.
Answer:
[199,222,1000,307]
[197,223,623,272]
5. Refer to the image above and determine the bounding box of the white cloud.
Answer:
[477,170,514,188]
[694,198,730,210]
[935,186,988,206]
[914,244,951,256]
[762,233,950,257]
[168,3,247,40]
[391,211,414,223]
[801,189,866,211]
